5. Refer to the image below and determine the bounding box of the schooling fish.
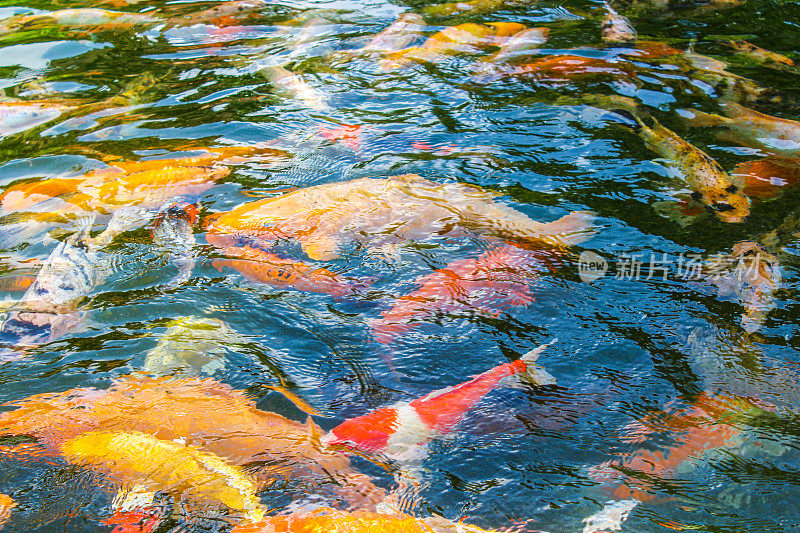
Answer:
[680,101,800,159]
[204,175,595,262]
[371,243,546,344]
[321,340,556,461]
[615,111,750,223]
[381,22,527,70]
[601,1,637,44]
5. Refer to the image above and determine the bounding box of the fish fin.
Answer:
[677,107,729,127]
[607,108,644,132]
[519,338,558,386]
[652,199,707,226]
[71,214,97,244]
[263,385,321,416]
[540,211,596,246]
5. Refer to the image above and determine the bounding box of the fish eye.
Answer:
[714,203,735,212]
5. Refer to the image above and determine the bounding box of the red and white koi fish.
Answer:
[370,243,546,344]
[321,340,556,461]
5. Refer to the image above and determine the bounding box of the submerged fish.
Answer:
[381,22,527,70]
[0,8,158,34]
[680,48,781,105]
[63,430,265,522]
[681,101,800,159]
[0,218,104,349]
[480,27,549,64]
[0,101,77,138]
[356,13,426,55]
[371,244,546,344]
[708,241,781,333]
[321,340,556,461]
[151,199,200,286]
[211,245,370,298]
[0,375,386,509]
[734,158,800,199]
[724,40,796,71]
[231,507,503,533]
[477,55,637,84]
[616,111,750,222]
[601,2,637,44]
[204,174,594,262]
[259,66,328,111]
[167,0,266,27]
[143,317,237,376]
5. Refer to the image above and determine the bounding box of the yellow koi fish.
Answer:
[681,101,800,159]
[62,430,265,522]
[617,111,750,222]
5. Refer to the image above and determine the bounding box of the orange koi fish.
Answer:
[371,244,546,344]
[211,245,370,298]
[734,158,800,199]
[204,175,594,262]
[0,494,14,530]
[231,506,504,533]
[681,102,800,159]
[481,55,637,84]
[622,40,683,59]
[0,375,386,510]
[381,22,527,70]
[321,340,555,460]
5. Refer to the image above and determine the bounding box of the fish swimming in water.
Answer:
[63,430,266,523]
[680,101,800,159]
[350,13,426,56]
[211,245,371,298]
[259,65,328,111]
[142,316,238,376]
[723,40,796,72]
[0,375,387,510]
[380,22,527,70]
[204,174,594,263]
[614,110,750,223]
[231,506,505,533]
[0,8,159,35]
[321,340,556,461]
[0,218,105,349]
[601,1,637,44]
[475,55,638,85]
[370,243,548,344]
[734,158,800,199]
[478,27,549,64]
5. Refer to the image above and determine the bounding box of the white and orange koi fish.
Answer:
[321,340,556,461]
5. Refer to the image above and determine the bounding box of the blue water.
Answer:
[1,0,800,531]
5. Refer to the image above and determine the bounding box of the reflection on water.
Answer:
[1,0,800,530]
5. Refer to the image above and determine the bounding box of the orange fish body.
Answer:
[381,22,526,69]
[205,175,593,262]
[490,55,637,84]
[212,245,369,298]
[371,244,543,344]
[734,158,800,199]
[232,507,502,532]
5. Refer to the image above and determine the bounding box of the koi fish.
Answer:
[622,40,682,59]
[370,244,546,344]
[0,8,158,34]
[167,0,266,27]
[63,430,265,522]
[151,199,199,286]
[601,2,637,44]
[0,494,14,529]
[0,375,387,509]
[681,48,781,105]
[0,101,77,138]
[204,175,595,262]
[356,13,426,55]
[0,218,102,348]
[259,65,328,111]
[321,340,556,461]
[734,158,800,199]
[480,27,549,64]
[614,110,750,222]
[231,506,504,533]
[381,22,527,70]
[211,245,370,298]
[143,317,237,376]
[723,40,796,71]
[477,55,637,84]
[680,101,800,159]
[583,392,764,532]
[709,241,781,333]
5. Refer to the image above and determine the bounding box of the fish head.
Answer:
[697,184,750,223]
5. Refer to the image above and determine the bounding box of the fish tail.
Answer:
[539,211,596,246]
[677,108,728,128]
[72,214,97,244]
[518,338,557,386]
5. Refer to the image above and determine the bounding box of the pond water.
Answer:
[1,0,800,531]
